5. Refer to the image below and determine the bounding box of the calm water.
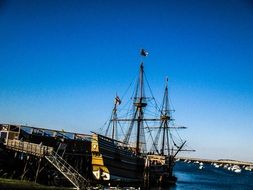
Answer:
[159,161,253,190]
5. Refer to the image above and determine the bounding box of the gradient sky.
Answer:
[0,0,253,161]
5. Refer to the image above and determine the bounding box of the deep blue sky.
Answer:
[1,0,253,161]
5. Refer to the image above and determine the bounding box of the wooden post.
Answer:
[143,158,150,190]
[21,155,29,180]
[35,158,42,183]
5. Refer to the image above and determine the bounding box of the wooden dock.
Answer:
[0,124,92,189]
[6,139,53,157]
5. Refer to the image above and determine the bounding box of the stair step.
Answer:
[45,151,90,189]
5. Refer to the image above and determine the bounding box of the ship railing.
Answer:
[93,133,139,156]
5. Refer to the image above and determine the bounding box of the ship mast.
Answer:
[112,98,118,140]
[123,49,148,154]
[160,77,170,156]
[105,95,121,140]
[135,62,147,154]
[151,78,173,156]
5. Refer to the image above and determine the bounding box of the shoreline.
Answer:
[0,178,73,190]
[177,157,253,166]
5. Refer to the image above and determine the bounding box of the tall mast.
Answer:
[151,77,171,156]
[135,62,147,154]
[161,77,170,155]
[134,49,149,154]
[123,49,148,154]
[112,99,118,140]
[105,95,121,140]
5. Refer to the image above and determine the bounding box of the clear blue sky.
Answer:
[1,0,253,161]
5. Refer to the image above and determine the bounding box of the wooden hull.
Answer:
[91,134,144,183]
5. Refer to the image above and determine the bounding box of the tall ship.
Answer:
[0,49,187,189]
[91,49,187,187]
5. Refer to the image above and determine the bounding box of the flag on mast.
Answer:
[140,49,148,56]
[115,95,121,105]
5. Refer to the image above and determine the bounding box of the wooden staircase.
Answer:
[45,151,90,190]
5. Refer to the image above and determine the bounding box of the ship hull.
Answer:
[91,134,144,184]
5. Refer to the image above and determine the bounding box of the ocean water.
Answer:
[161,161,253,190]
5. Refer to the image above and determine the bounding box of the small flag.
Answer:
[140,49,148,56]
[115,95,121,105]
